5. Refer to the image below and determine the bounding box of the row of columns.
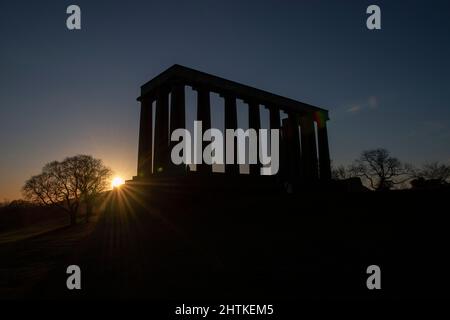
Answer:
[137,83,331,182]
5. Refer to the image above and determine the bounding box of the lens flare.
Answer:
[111,176,125,188]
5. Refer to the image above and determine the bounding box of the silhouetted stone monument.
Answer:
[131,64,331,190]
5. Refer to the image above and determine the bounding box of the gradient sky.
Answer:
[1,0,450,200]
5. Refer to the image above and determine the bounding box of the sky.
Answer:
[1,0,450,200]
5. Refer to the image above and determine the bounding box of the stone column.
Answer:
[195,86,211,174]
[299,113,319,181]
[248,101,261,176]
[153,88,169,174]
[137,96,153,178]
[265,105,281,178]
[316,116,331,180]
[286,113,302,180]
[223,93,239,175]
[169,82,186,175]
[268,105,281,131]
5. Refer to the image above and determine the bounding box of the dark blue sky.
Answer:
[1,0,449,199]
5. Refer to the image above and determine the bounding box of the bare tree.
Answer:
[415,162,450,183]
[72,155,112,222]
[23,167,79,225]
[331,164,355,180]
[349,148,413,191]
[23,155,112,225]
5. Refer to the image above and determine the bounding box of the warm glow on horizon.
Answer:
[111,176,125,188]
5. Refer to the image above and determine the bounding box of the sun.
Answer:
[111,176,125,188]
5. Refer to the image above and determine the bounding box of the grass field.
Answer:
[1,186,449,300]
[0,216,69,245]
[0,210,97,299]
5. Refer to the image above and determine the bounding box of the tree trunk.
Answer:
[69,211,77,226]
[377,178,385,191]
[85,201,93,223]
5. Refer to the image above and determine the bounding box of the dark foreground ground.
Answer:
[1,183,449,302]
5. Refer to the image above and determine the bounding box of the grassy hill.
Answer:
[1,186,449,300]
